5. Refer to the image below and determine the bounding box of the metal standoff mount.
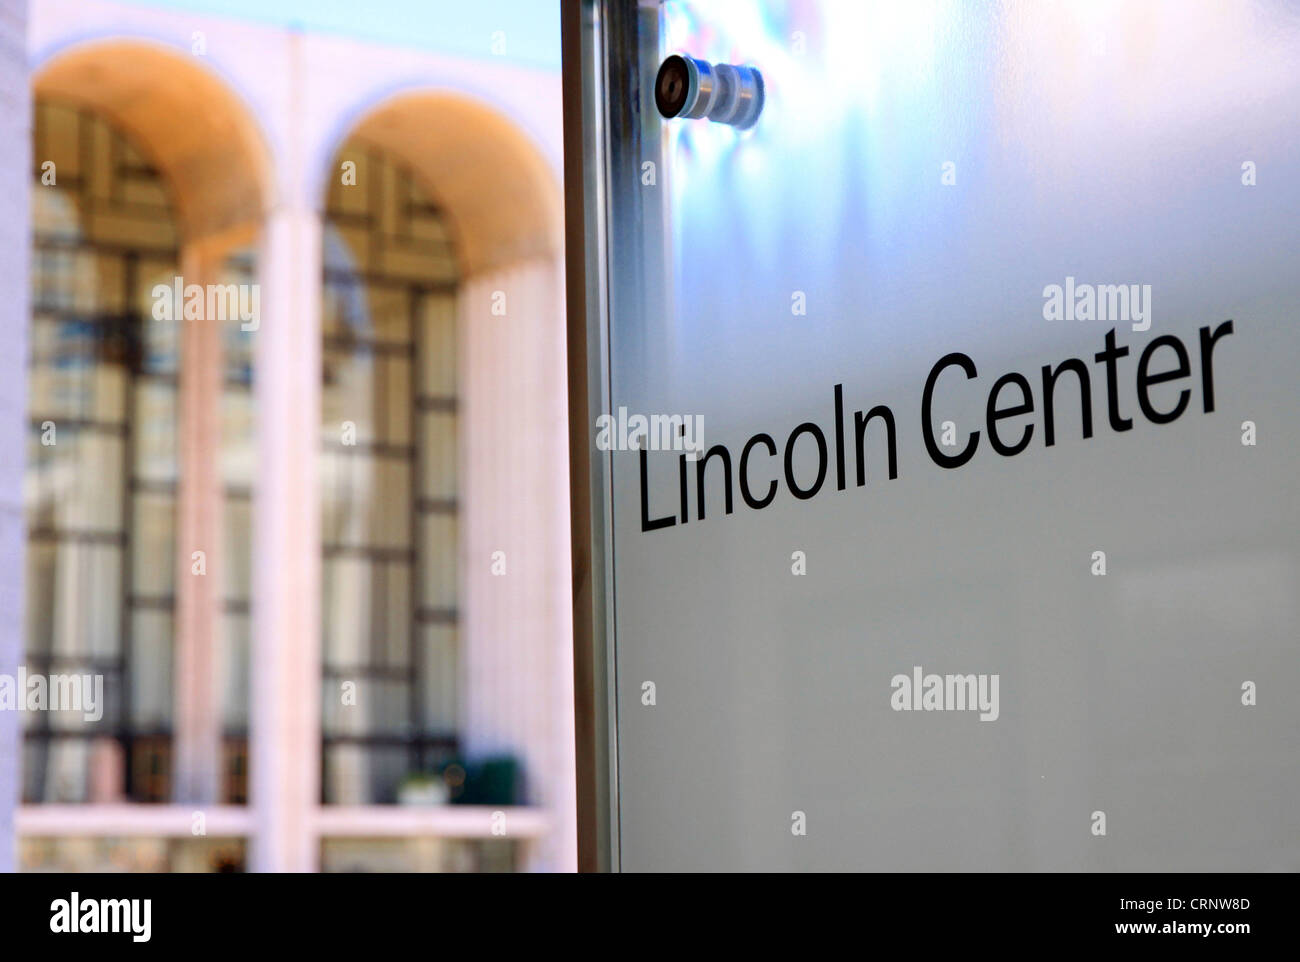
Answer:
[654,54,764,129]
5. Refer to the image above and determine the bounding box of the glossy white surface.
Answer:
[608,0,1300,870]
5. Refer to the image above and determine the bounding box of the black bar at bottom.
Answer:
[0,871,1284,948]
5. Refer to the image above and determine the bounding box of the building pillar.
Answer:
[460,255,576,872]
[249,203,322,871]
[0,0,30,873]
[173,243,225,805]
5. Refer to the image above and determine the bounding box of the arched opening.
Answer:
[319,92,561,275]
[314,92,573,869]
[26,99,181,803]
[319,142,461,804]
[35,41,268,243]
[25,42,270,814]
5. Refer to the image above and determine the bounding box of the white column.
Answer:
[460,255,576,871]
[172,244,225,805]
[249,203,322,871]
[0,0,29,873]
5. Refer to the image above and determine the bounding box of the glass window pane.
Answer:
[419,411,457,499]
[321,141,460,805]
[320,449,354,546]
[365,285,410,345]
[418,624,457,734]
[28,541,123,662]
[129,610,172,729]
[323,743,412,805]
[323,556,373,666]
[322,346,376,444]
[417,295,456,396]
[327,223,372,274]
[380,354,412,445]
[419,514,457,610]
[374,460,412,549]
[24,738,89,803]
[94,251,126,313]
[222,495,251,603]
[132,491,174,597]
[85,543,124,661]
[26,99,179,804]
[23,539,57,656]
[37,429,126,533]
[220,613,250,729]
[376,562,411,669]
[134,379,176,482]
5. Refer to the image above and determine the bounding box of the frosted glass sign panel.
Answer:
[571,0,1300,870]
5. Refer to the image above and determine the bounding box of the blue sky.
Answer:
[136,0,561,69]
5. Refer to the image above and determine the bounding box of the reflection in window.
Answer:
[219,250,256,804]
[321,144,459,804]
[25,101,178,802]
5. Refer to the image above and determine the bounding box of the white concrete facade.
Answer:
[1,0,574,871]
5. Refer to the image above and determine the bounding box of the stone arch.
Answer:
[319,90,561,276]
[34,39,273,244]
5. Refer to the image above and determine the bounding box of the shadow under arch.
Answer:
[321,90,563,276]
[34,39,272,244]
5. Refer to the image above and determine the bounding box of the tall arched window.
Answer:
[26,101,179,803]
[218,248,256,804]
[321,143,460,804]
[25,100,256,809]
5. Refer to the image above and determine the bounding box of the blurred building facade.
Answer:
[0,0,574,871]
